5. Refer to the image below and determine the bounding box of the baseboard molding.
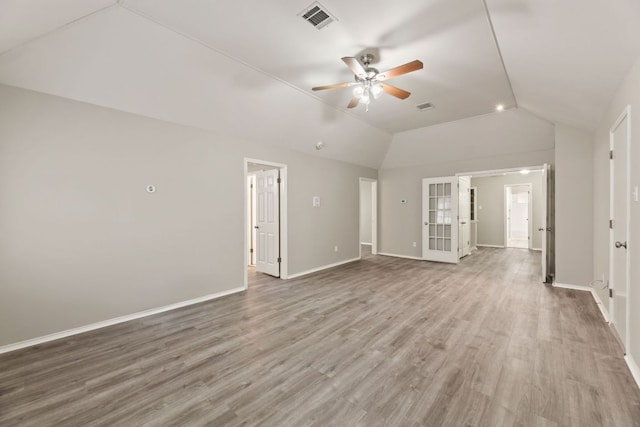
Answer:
[476,244,505,249]
[530,247,542,251]
[625,354,640,391]
[360,242,372,246]
[377,252,423,261]
[553,282,610,323]
[0,286,245,355]
[288,257,360,279]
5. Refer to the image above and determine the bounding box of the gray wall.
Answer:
[378,108,555,258]
[555,124,594,286]
[0,84,376,346]
[593,54,640,367]
[359,181,372,244]
[471,173,544,249]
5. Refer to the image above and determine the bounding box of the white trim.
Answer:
[608,106,632,352]
[530,247,542,251]
[377,252,424,261]
[625,354,640,391]
[360,242,372,245]
[553,282,610,323]
[476,244,505,248]
[504,183,533,249]
[552,282,592,291]
[591,287,610,323]
[287,257,360,279]
[244,158,289,285]
[359,178,378,257]
[457,165,544,178]
[0,287,245,355]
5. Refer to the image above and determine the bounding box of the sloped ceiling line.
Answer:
[0,2,118,58]
[480,0,518,108]
[116,2,389,134]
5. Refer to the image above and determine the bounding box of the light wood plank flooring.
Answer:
[1,248,639,426]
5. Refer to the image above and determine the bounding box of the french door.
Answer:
[422,177,459,263]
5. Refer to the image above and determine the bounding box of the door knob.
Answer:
[460,221,466,225]
[424,222,429,226]
[615,241,627,249]
[254,226,259,229]
[538,227,545,231]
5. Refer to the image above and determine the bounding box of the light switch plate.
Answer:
[313,196,321,207]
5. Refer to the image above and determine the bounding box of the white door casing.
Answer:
[422,176,459,264]
[458,176,471,258]
[609,106,631,351]
[505,184,531,249]
[541,164,550,283]
[256,169,280,277]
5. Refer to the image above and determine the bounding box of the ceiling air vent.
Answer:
[416,102,435,111]
[299,2,337,30]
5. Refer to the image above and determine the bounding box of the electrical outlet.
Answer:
[412,241,417,247]
[334,245,338,252]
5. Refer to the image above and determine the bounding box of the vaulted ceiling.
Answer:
[1,0,639,167]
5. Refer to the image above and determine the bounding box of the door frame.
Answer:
[608,105,631,351]
[503,183,532,249]
[244,158,288,288]
[359,178,378,257]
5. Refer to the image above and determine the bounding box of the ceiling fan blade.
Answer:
[341,57,368,78]
[376,60,423,81]
[312,82,354,91]
[347,98,360,108]
[381,83,411,99]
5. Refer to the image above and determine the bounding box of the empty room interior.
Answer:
[1,0,640,425]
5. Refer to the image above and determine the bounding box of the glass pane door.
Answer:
[422,177,459,263]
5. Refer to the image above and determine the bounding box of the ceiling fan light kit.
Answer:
[312,54,423,111]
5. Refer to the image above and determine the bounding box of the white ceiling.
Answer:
[0,0,639,163]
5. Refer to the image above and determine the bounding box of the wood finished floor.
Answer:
[1,248,640,426]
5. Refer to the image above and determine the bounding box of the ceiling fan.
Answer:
[312,54,423,111]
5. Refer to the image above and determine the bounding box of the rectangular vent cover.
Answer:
[299,2,337,30]
[416,102,435,111]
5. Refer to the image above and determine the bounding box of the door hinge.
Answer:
[250,184,253,189]
[609,288,613,298]
[610,150,614,159]
[250,248,253,253]
[277,178,281,184]
[277,257,282,263]
[609,219,614,229]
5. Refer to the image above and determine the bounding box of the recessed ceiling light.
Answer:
[316,141,325,150]
[496,104,505,112]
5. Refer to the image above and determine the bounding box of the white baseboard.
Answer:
[0,287,245,355]
[530,247,542,251]
[288,257,360,279]
[476,244,505,249]
[553,282,610,323]
[377,252,423,261]
[360,242,372,246]
[625,354,640,391]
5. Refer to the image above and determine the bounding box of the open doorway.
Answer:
[455,165,554,282]
[359,178,377,258]
[244,159,288,288]
[505,184,532,249]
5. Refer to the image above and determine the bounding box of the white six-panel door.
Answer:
[256,169,280,277]
[610,107,630,351]
[422,177,459,264]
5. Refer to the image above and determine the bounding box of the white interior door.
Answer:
[610,108,630,350]
[422,177,459,263]
[458,176,471,258]
[540,164,550,282]
[256,169,280,277]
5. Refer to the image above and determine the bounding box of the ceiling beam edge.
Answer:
[481,0,518,109]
